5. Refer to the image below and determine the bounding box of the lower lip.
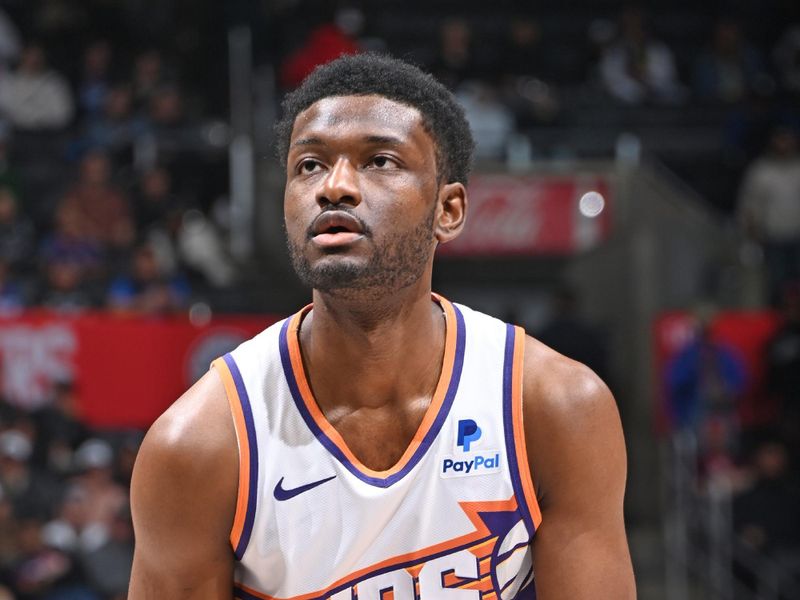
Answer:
[312,232,364,248]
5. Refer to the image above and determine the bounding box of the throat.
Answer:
[325,401,431,472]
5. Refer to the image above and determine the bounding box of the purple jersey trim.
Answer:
[502,324,537,539]
[224,352,259,561]
[278,303,466,488]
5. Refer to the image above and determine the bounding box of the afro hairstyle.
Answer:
[275,53,475,185]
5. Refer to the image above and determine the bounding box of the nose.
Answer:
[317,158,361,207]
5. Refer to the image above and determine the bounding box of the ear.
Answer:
[434,182,467,244]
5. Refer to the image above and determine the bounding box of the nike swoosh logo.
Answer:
[273,475,336,501]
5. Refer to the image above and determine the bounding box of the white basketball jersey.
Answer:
[212,295,542,600]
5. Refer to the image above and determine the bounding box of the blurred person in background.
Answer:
[427,18,494,92]
[0,7,20,74]
[0,123,21,199]
[8,514,98,600]
[0,257,26,314]
[279,7,360,91]
[456,81,514,161]
[0,185,35,273]
[56,151,134,256]
[693,18,767,105]
[665,308,747,473]
[32,380,89,478]
[599,6,686,105]
[36,256,96,313]
[734,439,800,588]
[0,428,60,523]
[536,286,609,385]
[773,25,800,98]
[78,84,150,159]
[131,49,168,114]
[106,240,189,315]
[76,40,113,121]
[737,126,800,304]
[79,504,133,600]
[497,18,561,129]
[765,284,800,460]
[0,43,74,131]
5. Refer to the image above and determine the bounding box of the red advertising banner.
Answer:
[438,174,612,257]
[0,312,279,429]
[653,311,781,433]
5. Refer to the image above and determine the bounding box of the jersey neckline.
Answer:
[278,293,466,488]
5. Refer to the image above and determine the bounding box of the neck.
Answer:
[299,278,446,412]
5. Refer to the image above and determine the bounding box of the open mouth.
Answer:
[309,211,365,247]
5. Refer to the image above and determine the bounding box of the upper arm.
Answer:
[523,337,635,599]
[128,369,238,600]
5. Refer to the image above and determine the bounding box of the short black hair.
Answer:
[275,53,475,184]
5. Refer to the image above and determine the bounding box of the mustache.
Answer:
[306,206,371,239]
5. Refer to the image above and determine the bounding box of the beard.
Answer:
[287,206,436,296]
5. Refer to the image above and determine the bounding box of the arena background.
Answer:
[0,0,799,598]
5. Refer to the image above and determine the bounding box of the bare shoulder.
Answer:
[520,336,634,599]
[137,367,236,472]
[129,367,237,598]
[521,334,624,505]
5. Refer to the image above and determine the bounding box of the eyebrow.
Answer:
[290,134,406,148]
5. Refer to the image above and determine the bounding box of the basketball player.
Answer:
[129,54,635,599]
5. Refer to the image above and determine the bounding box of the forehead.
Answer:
[290,95,429,148]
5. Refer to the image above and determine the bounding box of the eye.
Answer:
[297,159,324,174]
[366,155,398,170]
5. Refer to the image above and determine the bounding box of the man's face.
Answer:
[284,95,441,296]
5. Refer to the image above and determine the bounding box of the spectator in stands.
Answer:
[176,208,237,288]
[8,514,98,600]
[69,439,126,535]
[77,40,113,120]
[107,240,189,315]
[0,7,20,73]
[765,284,800,458]
[32,380,88,477]
[79,504,133,599]
[428,18,494,91]
[734,440,800,558]
[0,186,34,271]
[39,204,104,277]
[665,308,747,466]
[737,126,800,303]
[131,49,167,113]
[37,256,96,313]
[80,83,150,158]
[773,25,800,98]
[497,18,561,128]
[537,286,609,384]
[0,43,74,131]
[456,81,514,161]
[0,258,25,314]
[279,15,360,90]
[57,151,134,253]
[0,123,20,199]
[599,6,686,105]
[0,428,59,520]
[693,18,767,104]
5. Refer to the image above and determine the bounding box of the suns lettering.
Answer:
[326,550,481,600]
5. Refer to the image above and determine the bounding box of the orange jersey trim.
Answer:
[284,295,459,479]
[212,357,251,554]
[511,326,543,529]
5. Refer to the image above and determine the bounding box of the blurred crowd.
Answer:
[0,381,138,599]
[0,1,235,319]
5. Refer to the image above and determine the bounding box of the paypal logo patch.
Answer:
[442,419,501,478]
[457,419,482,451]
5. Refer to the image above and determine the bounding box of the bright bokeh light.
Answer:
[579,191,605,218]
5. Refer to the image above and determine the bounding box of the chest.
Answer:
[323,401,430,472]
